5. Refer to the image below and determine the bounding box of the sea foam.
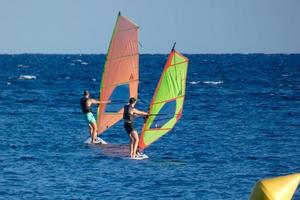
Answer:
[203,80,223,85]
[18,75,37,80]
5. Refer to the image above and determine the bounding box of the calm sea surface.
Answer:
[0,54,299,199]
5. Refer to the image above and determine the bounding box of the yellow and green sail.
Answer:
[139,47,189,150]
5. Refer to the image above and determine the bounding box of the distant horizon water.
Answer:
[1,52,300,55]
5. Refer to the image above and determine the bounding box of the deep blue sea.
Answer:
[0,54,299,199]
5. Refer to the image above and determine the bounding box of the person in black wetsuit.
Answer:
[80,90,109,143]
[123,97,148,158]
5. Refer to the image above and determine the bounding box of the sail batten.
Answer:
[139,49,189,150]
[152,95,185,105]
[97,13,139,134]
[117,27,140,32]
[107,53,139,61]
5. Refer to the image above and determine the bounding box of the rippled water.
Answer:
[0,54,299,199]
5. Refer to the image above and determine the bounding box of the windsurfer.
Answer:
[80,90,109,143]
[123,97,148,158]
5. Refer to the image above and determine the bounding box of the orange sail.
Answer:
[97,12,139,134]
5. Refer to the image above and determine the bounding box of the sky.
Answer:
[0,0,299,54]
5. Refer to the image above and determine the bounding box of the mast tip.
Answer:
[172,42,176,51]
[118,11,121,16]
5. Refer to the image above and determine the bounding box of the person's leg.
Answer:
[91,122,97,143]
[88,124,93,139]
[129,134,134,158]
[131,130,139,158]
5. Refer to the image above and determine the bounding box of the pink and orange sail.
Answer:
[97,12,139,134]
[139,45,189,150]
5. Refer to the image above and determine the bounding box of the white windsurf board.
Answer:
[84,137,108,144]
[130,153,149,160]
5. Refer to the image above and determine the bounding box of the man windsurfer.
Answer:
[80,90,108,143]
[123,97,149,158]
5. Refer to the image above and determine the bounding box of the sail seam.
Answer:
[144,128,172,131]
[103,112,123,115]
[106,53,139,61]
[167,60,188,68]
[118,27,139,32]
[152,95,185,105]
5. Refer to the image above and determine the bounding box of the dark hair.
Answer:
[83,90,89,96]
[129,97,136,104]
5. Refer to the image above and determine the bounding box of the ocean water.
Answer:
[0,54,299,199]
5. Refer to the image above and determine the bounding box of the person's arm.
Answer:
[132,108,148,116]
[90,99,111,104]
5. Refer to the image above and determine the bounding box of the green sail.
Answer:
[139,49,189,150]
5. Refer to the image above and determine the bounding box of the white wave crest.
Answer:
[189,81,200,85]
[17,64,29,68]
[203,81,223,85]
[18,75,37,80]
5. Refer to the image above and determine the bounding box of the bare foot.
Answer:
[91,137,96,144]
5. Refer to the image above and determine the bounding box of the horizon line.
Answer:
[0,52,300,55]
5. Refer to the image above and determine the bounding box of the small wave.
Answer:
[6,82,11,85]
[17,64,29,68]
[16,99,35,103]
[20,155,36,160]
[65,76,71,80]
[281,74,290,77]
[203,81,223,85]
[92,78,96,82]
[189,81,200,85]
[18,75,37,80]
[72,59,88,65]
